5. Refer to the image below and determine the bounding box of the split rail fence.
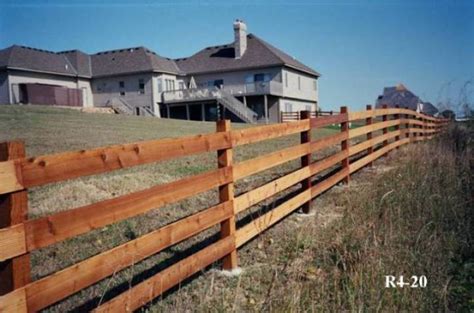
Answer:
[0,105,448,312]
[281,110,337,123]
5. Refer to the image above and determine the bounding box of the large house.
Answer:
[0,20,320,123]
[376,84,438,115]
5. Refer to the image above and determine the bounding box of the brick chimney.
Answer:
[233,19,247,59]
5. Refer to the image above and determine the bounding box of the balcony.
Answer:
[223,80,283,96]
[162,80,283,103]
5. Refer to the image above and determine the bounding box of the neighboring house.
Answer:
[0,20,320,123]
[0,46,94,107]
[375,84,438,115]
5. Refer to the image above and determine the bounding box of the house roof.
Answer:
[90,47,181,77]
[58,50,92,77]
[0,34,319,78]
[175,34,320,77]
[0,45,181,78]
[0,45,79,76]
[375,84,438,115]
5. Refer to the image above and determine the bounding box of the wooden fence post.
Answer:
[0,141,31,295]
[340,106,350,184]
[413,110,418,140]
[424,116,427,138]
[216,120,238,270]
[365,105,373,167]
[394,105,400,149]
[300,110,312,213]
[382,104,388,156]
[404,107,410,139]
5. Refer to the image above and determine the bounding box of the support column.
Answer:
[201,103,205,121]
[185,104,190,120]
[264,95,269,124]
[166,105,170,119]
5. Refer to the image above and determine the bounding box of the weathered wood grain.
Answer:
[233,143,310,180]
[20,132,232,188]
[232,120,309,146]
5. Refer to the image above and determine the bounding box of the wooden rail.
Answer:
[0,107,448,312]
[280,110,338,123]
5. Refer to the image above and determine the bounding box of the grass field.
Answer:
[0,105,471,312]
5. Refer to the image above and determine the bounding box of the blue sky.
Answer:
[1,0,473,112]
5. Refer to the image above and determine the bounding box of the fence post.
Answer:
[424,116,427,138]
[300,110,312,213]
[0,141,31,295]
[365,105,373,167]
[394,105,400,149]
[216,120,238,270]
[404,107,410,139]
[340,106,350,184]
[413,110,418,140]
[382,104,388,156]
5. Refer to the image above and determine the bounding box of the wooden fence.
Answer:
[281,110,337,123]
[0,105,448,312]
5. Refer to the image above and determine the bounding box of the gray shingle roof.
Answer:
[90,47,181,77]
[59,50,92,77]
[0,45,79,76]
[0,45,181,78]
[175,34,320,77]
[375,84,438,115]
[0,34,320,78]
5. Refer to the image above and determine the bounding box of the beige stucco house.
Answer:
[0,20,320,123]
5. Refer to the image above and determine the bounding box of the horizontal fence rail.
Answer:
[280,110,338,123]
[0,106,448,312]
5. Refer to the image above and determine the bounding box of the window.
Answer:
[285,72,288,87]
[178,81,185,90]
[313,79,317,91]
[157,79,163,92]
[254,73,265,82]
[254,73,271,83]
[138,79,145,94]
[119,81,125,88]
[165,79,175,91]
[207,79,223,88]
[285,102,292,112]
[306,105,312,111]
[298,76,301,90]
